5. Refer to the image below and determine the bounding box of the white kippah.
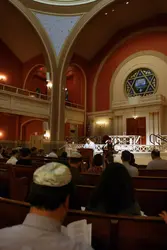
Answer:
[33,162,72,187]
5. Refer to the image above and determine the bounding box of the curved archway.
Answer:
[23,64,48,94]
[9,0,57,85]
[66,64,86,107]
[20,118,45,141]
[110,50,167,108]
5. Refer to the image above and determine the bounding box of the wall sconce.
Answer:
[132,107,138,119]
[96,121,107,125]
[46,72,50,82]
[0,131,4,138]
[44,130,50,140]
[0,75,7,82]
[46,81,53,89]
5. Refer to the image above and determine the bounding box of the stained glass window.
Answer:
[125,68,157,97]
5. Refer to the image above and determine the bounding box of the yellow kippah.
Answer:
[33,162,72,187]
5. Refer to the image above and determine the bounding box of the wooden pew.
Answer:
[0,197,167,250]
[74,185,167,216]
[139,169,167,177]
[81,173,167,189]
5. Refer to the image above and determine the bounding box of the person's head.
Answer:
[93,154,103,167]
[121,150,131,163]
[52,148,57,154]
[151,149,160,160]
[69,152,82,168]
[61,151,67,158]
[28,162,73,223]
[11,149,19,159]
[89,163,136,214]
[31,147,38,156]
[130,153,135,165]
[86,138,90,144]
[20,148,31,159]
[38,149,45,156]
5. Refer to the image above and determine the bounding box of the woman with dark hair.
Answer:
[87,162,141,215]
[88,154,103,173]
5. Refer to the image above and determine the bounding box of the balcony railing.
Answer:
[0,83,50,101]
[0,83,85,109]
[65,101,85,110]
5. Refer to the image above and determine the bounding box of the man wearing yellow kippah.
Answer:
[0,162,93,250]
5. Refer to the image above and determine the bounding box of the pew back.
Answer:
[74,185,167,216]
[81,173,167,189]
[0,197,166,250]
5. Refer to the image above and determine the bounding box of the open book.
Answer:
[61,219,92,246]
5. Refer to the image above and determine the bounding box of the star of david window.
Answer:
[125,68,157,97]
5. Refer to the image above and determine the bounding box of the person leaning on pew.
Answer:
[0,162,93,250]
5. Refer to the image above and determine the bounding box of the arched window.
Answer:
[125,68,157,97]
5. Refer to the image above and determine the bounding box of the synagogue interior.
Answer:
[1,0,167,249]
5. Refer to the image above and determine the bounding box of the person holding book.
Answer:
[87,162,141,216]
[0,162,93,250]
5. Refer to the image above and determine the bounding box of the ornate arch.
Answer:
[109,50,167,109]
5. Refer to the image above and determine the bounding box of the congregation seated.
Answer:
[87,163,141,216]
[69,152,83,185]
[16,148,32,166]
[31,147,38,157]
[88,154,103,174]
[121,150,139,177]
[6,149,19,165]
[47,148,58,158]
[147,149,167,170]
[0,162,93,250]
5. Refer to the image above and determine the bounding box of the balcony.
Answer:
[0,84,50,118]
[0,83,85,122]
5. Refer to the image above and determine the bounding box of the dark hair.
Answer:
[93,154,103,167]
[130,153,135,165]
[52,149,57,153]
[20,148,31,158]
[61,151,67,158]
[121,150,131,162]
[31,147,37,153]
[151,149,160,158]
[28,182,74,211]
[12,149,19,156]
[70,157,82,164]
[89,163,136,214]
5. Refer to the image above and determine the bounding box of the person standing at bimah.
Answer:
[84,138,95,151]
[0,162,93,250]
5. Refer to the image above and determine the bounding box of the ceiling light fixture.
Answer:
[105,12,108,15]
[126,1,129,4]
[112,9,115,12]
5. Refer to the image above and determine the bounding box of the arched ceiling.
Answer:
[0,0,44,62]
[72,0,167,60]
